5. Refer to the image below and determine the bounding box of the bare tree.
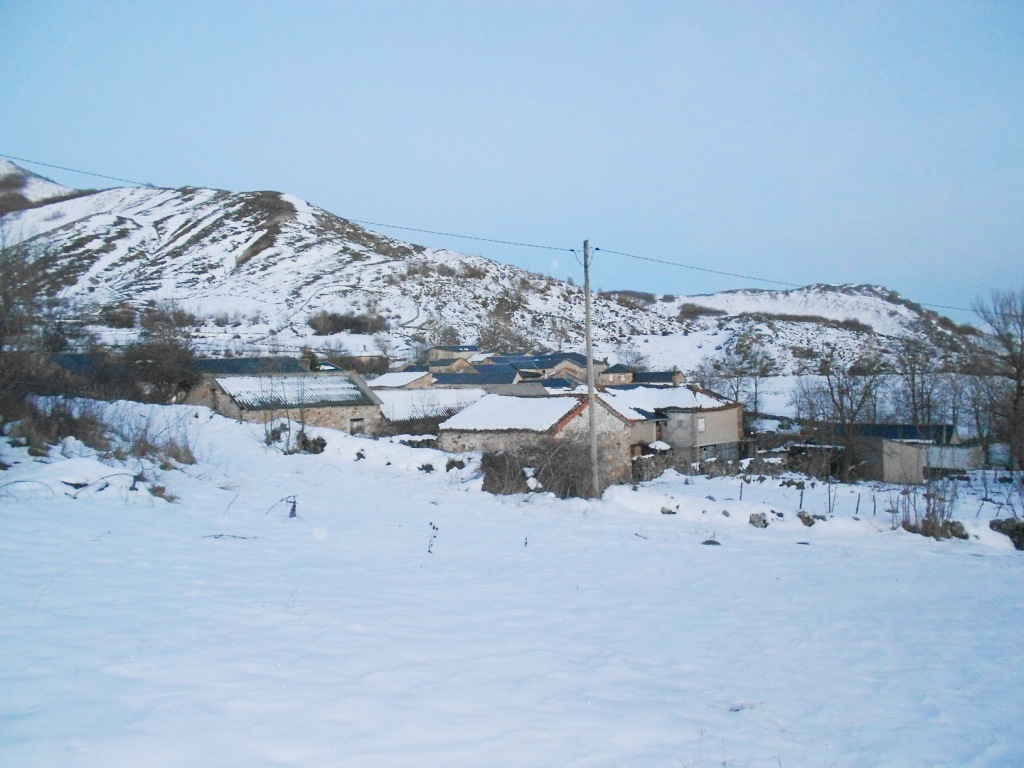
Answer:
[892,339,947,428]
[614,342,649,371]
[791,345,887,481]
[973,288,1024,470]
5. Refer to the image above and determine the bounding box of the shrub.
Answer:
[481,439,595,498]
[678,303,727,321]
[101,303,137,328]
[8,400,110,456]
[307,311,388,336]
[140,303,197,331]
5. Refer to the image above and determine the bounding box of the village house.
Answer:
[425,344,480,362]
[184,362,382,434]
[601,385,744,463]
[438,394,638,482]
[597,365,684,387]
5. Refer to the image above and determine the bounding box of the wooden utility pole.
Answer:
[583,239,600,497]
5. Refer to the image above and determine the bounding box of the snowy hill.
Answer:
[0,161,976,371]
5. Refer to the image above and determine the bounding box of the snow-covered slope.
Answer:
[1,401,1022,766]
[0,169,680,355]
[0,162,976,371]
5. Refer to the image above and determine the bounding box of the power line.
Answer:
[0,152,155,188]
[0,151,980,314]
[594,246,977,314]
[349,218,576,253]
[594,246,801,288]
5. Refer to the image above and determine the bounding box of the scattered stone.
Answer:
[798,511,815,527]
[702,538,721,546]
[990,518,1024,550]
[749,512,768,529]
[721,510,730,518]
[705,495,716,501]
[660,507,677,515]
[812,514,827,521]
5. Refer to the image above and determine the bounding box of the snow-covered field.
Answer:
[2,402,1022,767]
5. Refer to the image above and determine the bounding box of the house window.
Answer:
[697,417,706,433]
[350,418,365,434]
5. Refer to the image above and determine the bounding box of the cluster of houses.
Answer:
[49,344,983,487]
[180,345,744,485]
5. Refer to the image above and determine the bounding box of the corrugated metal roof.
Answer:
[434,366,520,386]
[216,373,376,410]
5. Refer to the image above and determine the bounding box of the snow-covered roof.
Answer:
[367,371,431,389]
[439,394,583,432]
[377,388,486,422]
[600,386,735,419]
[216,373,376,410]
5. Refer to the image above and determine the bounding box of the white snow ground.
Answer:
[1,402,1022,767]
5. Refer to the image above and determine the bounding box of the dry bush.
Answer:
[100,303,137,328]
[677,303,727,322]
[108,414,197,468]
[481,438,595,498]
[140,303,197,331]
[890,479,968,540]
[307,310,388,336]
[7,400,110,456]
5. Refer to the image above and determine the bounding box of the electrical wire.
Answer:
[593,246,976,314]
[0,152,155,187]
[349,218,576,253]
[594,246,801,288]
[0,151,981,314]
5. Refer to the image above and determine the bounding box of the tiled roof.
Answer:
[216,373,376,410]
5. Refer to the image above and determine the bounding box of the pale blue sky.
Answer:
[2,1,1022,320]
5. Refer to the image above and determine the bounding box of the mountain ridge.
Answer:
[0,161,977,373]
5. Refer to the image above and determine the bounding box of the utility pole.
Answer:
[583,239,600,497]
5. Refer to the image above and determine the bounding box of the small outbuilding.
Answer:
[185,369,382,434]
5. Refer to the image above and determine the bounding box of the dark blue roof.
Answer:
[434,345,479,353]
[434,367,519,386]
[833,423,957,444]
[542,377,577,389]
[633,371,676,384]
[52,352,132,378]
[194,357,304,375]
[604,363,632,373]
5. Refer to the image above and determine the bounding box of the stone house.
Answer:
[438,394,637,482]
[602,385,744,463]
[185,369,382,434]
[426,345,479,362]
[597,365,684,387]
